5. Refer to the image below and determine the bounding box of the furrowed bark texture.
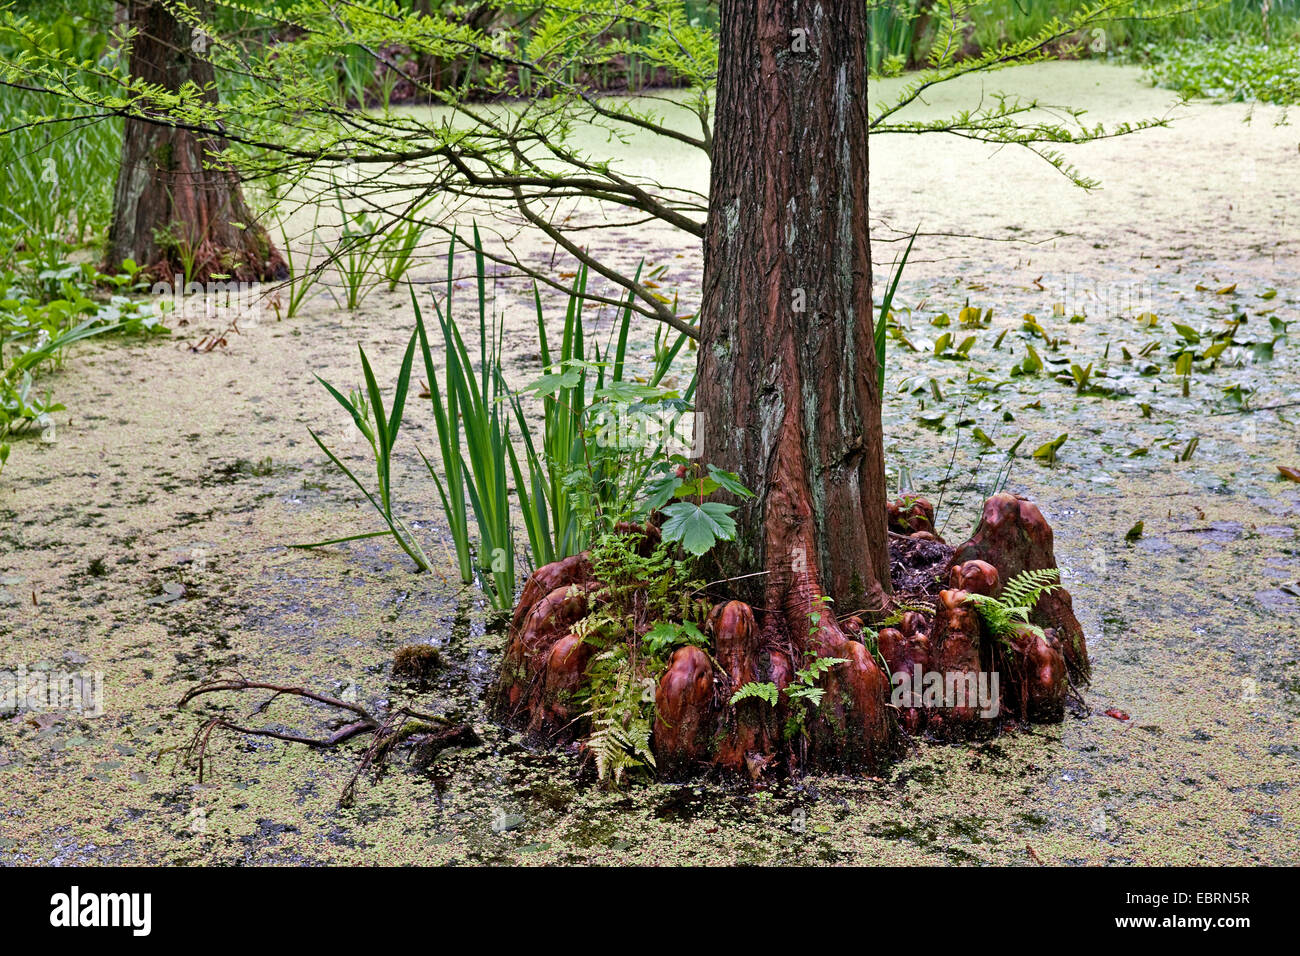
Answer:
[105,0,285,282]
[698,0,885,616]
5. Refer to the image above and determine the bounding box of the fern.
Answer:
[583,645,656,785]
[877,601,935,629]
[795,656,849,686]
[571,531,710,785]
[784,685,826,708]
[1000,567,1062,610]
[728,656,848,710]
[729,681,778,707]
[966,567,1061,639]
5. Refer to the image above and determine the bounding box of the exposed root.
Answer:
[888,493,939,538]
[177,671,474,807]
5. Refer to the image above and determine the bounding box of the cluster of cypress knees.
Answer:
[493,491,1090,779]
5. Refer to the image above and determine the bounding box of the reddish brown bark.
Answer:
[698,0,884,616]
[491,2,1088,779]
[105,1,285,283]
[688,0,890,769]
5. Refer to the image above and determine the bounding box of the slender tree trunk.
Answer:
[105,0,286,283]
[698,0,885,617]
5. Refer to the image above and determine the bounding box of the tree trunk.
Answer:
[698,1,885,616]
[693,0,892,769]
[105,0,286,283]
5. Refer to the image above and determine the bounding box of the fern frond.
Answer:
[729,681,778,707]
[1001,567,1061,609]
[967,567,1060,640]
[794,656,849,685]
[785,685,826,708]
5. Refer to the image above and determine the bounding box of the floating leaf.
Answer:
[917,411,947,429]
[1032,433,1068,464]
[1018,344,1044,375]
[145,581,186,605]
[1069,362,1094,390]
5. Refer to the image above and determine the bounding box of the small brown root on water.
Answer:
[177,672,476,808]
[186,317,243,353]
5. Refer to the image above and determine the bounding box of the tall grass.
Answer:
[0,85,121,270]
[301,331,435,573]
[418,228,519,606]
[869,0,928,73]
[306,229,696,609]
[0,6,121,270]
[0,30,135,476]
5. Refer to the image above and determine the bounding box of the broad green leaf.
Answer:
[660,500,737,556]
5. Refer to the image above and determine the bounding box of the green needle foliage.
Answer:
[0,0,1218,343]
